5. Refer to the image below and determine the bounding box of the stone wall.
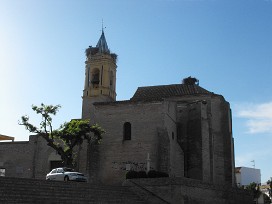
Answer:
[87,101,165,185]
[0,93,236,190]
[0,177,146,204]
[162,100,183,177]
[157,128,170,175]
[32,135,60,179]
[0,140,34,178]
[211,96,235,186]
[124,177,252,204]
[79,94,236,186]
[0,135,59,180]
[82,95,114,120]
[165,94,235,186]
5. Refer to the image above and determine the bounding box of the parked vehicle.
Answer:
[46,167,87,182]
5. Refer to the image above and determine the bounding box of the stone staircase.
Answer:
[0,177,147,204]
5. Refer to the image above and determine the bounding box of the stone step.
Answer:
[0,177,147,204]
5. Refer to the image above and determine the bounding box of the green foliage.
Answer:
[245,182,262,200]
[19,103,104,166]
[20,103,61,135]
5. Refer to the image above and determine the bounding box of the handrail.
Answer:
[129,180,170,204]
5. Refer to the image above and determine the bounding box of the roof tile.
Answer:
[130,84,213,102]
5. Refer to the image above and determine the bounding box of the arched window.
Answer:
[123,122,131,140]
[91,68,100,88]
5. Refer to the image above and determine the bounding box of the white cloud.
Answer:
[235,102,272,134]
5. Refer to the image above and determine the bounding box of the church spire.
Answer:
[96,24,109,53]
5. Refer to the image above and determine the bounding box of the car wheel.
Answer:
[64,176,69,182]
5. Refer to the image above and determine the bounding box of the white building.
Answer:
[235,166,261,186]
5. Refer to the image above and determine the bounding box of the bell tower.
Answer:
[82,29,117,120]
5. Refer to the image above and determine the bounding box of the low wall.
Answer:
[123,177,252,204]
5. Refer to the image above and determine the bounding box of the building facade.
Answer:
[1,30,236,188]
[78,30,236,186]
[235,166,261,186]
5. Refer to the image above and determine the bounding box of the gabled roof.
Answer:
[96,30,109,53]
[0,134,14,141]
[130,84,214,102]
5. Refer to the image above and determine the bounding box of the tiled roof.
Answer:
[0,134,14,141]
[130,84,213,102]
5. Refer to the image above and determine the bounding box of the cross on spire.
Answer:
[101,19,106,33]
[96,20,109,53]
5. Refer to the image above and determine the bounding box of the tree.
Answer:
[246,182,262,203]
[19,103,104,167]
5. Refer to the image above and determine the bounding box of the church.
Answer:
[0,29,251,203]
[78,29,235,186]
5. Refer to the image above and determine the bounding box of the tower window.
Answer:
[91,69,100,85]
[92,73,99,84]
[123,122,131,140]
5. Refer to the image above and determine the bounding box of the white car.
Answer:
[46,167,87,182]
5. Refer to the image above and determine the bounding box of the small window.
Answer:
[0,168,5,177]
[172,132,174,140]
[123,122,131,140]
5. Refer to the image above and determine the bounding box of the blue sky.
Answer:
[0,0,271,183]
